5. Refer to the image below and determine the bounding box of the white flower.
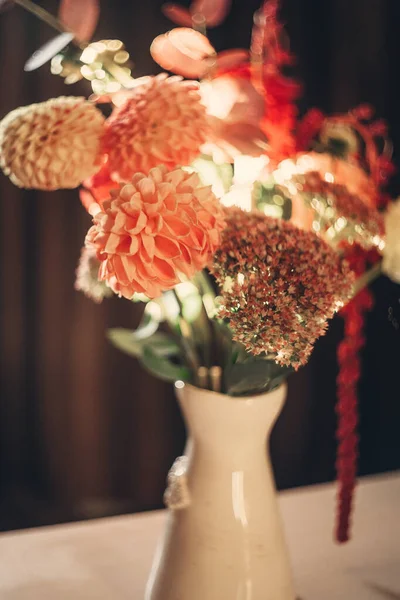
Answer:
[382,199,400,284]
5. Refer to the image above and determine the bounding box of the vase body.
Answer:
[145,383,295,600]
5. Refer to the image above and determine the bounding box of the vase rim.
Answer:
[175,381,287,401]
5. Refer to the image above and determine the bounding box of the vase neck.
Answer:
[176,384,286,453]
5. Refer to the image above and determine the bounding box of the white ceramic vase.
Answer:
[145,382,295,600]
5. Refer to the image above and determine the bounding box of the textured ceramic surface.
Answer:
[145,383,296,600]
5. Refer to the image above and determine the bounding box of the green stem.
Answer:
[171,289,202,384]
[15,0,71,35]
[352,260,382,297]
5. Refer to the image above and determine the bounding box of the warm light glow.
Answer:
[263,204,283,218]
[233,155,269,186]
[221,155,269,211]
[200,78,240,120]
[190,158,227,198]
[221,187,253,211]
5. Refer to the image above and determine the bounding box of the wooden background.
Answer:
[0,0,399,532]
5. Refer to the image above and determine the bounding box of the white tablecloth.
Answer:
[0,473,399,599]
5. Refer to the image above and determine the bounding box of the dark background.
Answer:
[0,0,399,532]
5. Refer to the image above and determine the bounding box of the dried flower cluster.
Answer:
[86,165,225,299]
[287,171,385,250]
[211,208,354,369]
[103,74,209,180]
[0,97,104,190]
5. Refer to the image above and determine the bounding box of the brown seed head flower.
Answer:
[0,96,105,190]
[210,208,354,369]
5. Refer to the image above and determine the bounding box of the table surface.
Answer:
[0,473,399,600]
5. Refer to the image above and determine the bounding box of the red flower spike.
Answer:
[248,0,301,164]
[335,248,377,544]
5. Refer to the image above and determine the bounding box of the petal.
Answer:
[215,49,248,71]
[163,0,231,28]
[154,235,181,259]
[192,0,231,27]
[79,188,98,213]
[141,233,155,259]
[150,28,215,79]
[137,177,156,200]
[152,257,177,281]
[125,211,147,234]
[121,255,137,281]
[105,232,121,253]
[162,4,193,27]
[163,215,191,237]
[58,0,100,42]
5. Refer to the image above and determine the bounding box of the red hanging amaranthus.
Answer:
[333,109,393,543]
[335,248,374,543]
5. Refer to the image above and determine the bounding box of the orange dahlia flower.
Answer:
[0,97,105,190]
[102,74,209,180]
[85,165,225,299]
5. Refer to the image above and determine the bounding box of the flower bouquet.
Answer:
[1,0,399,598]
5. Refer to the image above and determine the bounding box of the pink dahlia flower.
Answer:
[85,165,225,299]
[102,74,209,180]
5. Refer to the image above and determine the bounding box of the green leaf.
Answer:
[107,300,163,357]
[141,333,181,357]
[140,344,191,383]
[107,329,180,359]
[224,358,292,397]
[108,328,145,357]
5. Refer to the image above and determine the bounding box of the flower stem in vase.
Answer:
[352,260,382,297]
[14,0,67,34]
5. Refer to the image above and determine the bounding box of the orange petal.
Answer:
[80,188,98,213]
[121,255,137,281]
[141,233,155,259]
[105,232,121,253]
[216,49,248,71]
[154,235,181,259]
[162,4,194,27]
[163,0,231,28]
[152,257,177,281]
[192,0,231,27]
[124,211,147,234]
[58,0,99,42]
[163,215,191,237]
